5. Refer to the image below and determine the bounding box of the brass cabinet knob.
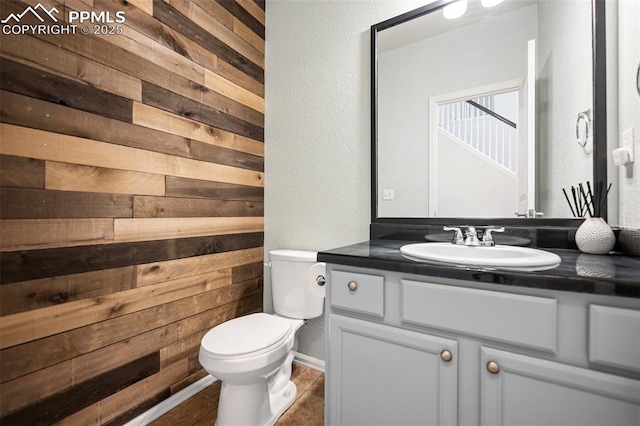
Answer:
[487,361,500,374]
[347,281,358,291]
[440,350,453,362]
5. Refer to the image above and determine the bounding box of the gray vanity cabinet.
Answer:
[325,264,640,426]
[329,315,458,425]
[480,347,640,425]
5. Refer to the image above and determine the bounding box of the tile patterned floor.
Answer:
[149,363,324,426]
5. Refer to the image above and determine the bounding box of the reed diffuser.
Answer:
[563,181,615,254]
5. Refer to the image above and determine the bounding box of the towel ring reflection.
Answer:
[576,108,592,149]
[636,60,639,97]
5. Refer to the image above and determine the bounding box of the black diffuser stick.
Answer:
[572,186,581,217]
[586,181,595,211]
[597,183,612,217]
[579,183,593,217]
[562,188,577,217]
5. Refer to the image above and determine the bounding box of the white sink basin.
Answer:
[400,243,561,271]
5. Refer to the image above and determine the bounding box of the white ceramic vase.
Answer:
[575,217,615,255]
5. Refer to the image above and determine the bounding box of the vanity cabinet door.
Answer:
[480,347,640,426]
[328,314,458,426]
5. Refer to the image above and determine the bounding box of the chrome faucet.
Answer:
[464,226,480,246]
[443,226,505,247]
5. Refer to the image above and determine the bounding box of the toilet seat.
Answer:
[201,313,293,360]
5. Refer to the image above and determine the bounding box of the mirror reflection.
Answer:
[376,0,594,219]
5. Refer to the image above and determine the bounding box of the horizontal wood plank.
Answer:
[237,0,265,25]
[0,57,133,123]
[214,0,264,39]
[0,124,264,187]
[1,277,261,383]
[159,289,263,367]
[132,102,264,157]
[55,359,188,426]
[233,17,265,55]
[1,279,261,415]
[165,0,264,69]
[0,269,231,350]
[104,390,170,426]
[136,246,263,287]
[154,0,263,83]
[0,232,264,284]
[0,218,114,252]
[215,57,264,98]
[189,139,263,172]
[0,187,133,219]
[0,90,192,159]
[0,323,178,415]
[127,0,153,15]
[232,261,264,283]
[165,175,263,201]
[0,33,142,101]
[96,19,205,86]
[0,266,136,317]
[169,369,209,396]
[133,195,263,218]
[0,353,159,425]
[142,82,264,142]
[191,0,233,30]
[0,155,44,189]
[204,68,264,113]
[113,216,264,243]
[46,161,165,196]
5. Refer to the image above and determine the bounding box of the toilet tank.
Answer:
[269,250,325,319]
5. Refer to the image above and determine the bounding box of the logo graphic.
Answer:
[1,2,124,36]
[1,3,59,24]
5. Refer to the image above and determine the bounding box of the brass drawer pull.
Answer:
[441,350,453,362]
[347,281,358,291]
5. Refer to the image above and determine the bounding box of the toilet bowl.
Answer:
[198,250,325,426]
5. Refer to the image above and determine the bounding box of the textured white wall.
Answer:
[617,0,640,228]
[264,0,434,361]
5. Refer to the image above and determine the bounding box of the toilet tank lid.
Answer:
[269,250,317,262]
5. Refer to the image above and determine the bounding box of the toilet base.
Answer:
[215,380,297,426]
[266,380,297,425]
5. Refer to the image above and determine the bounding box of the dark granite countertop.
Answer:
[318,240,640,299]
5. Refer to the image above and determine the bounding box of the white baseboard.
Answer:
[123,375,216,426]
[123,353,324,425]
[294,352,325,372]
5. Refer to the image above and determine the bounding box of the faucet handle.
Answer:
[482,227,505,246]
[443,226,464,245]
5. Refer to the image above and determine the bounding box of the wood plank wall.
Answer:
[0,0,266,423]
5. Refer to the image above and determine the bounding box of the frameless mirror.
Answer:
[372,0,605,222]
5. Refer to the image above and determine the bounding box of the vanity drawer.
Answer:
[589,305,640,372]
[330,271,384,317]
[401,280,558,352]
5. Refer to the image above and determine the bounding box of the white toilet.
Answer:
[198,250,325,426]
